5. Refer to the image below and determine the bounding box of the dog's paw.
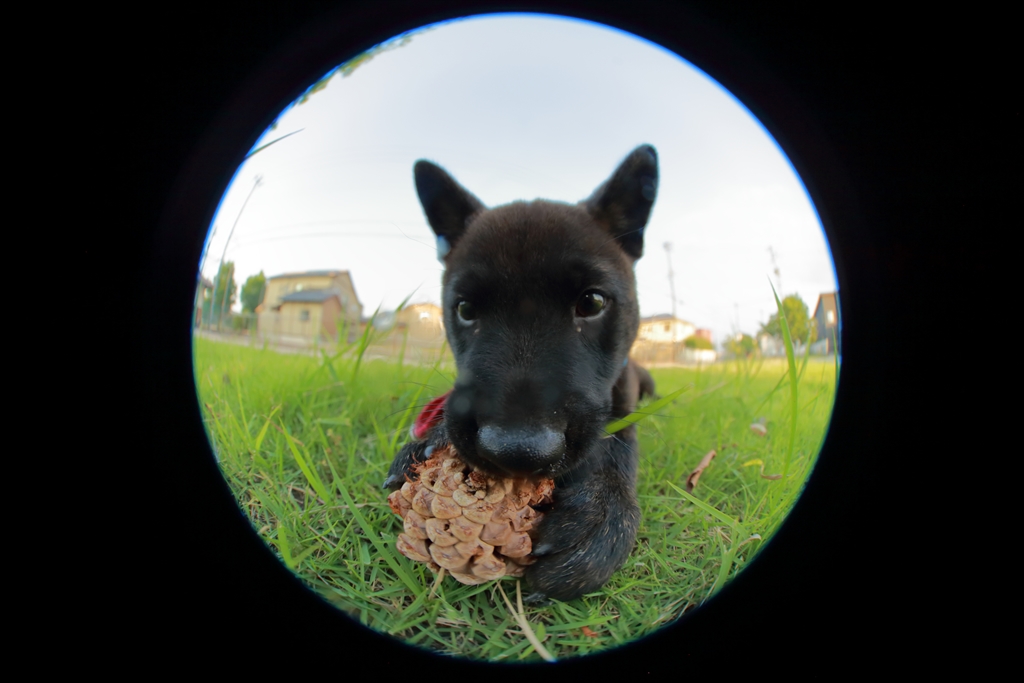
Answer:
[522,591,553,606]
[524,480,640,601]
[382,441,433,490]
[383,425,451,489]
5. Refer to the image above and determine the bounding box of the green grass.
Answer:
[194,328,837,662]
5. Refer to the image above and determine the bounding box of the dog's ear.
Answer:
[583,145,658,260]
[414,160,486,259]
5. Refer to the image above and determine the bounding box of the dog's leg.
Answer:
[635,363,657,401]
[611,360,658,417]
[525,428,641,602]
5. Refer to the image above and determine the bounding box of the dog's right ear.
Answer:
[414,161,486,260]
[583,145,658,260]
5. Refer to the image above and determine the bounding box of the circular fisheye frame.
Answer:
[192,13,840,662]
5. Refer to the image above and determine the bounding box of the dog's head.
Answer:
[414,146,658,479]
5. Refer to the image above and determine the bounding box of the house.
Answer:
[395,303,445,341]
[632,315,715,365]
[256,270,363,342]
[636,314,696,344]
[811,292,841,354]
[693,328,712,343]
[758,333,785,357]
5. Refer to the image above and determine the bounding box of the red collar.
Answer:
[411,391,450,439]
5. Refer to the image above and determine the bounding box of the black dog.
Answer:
[385,146,658,601]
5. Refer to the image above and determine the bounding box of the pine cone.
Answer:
[387,444,555,585]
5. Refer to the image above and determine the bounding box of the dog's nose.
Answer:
[476,425,565,474]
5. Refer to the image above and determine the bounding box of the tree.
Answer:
[726,333,758,358]
[204,262,237,325]
[683,335,714,350]
[759,294,816,344]
[285,29,425,111]
[240,271,266,314]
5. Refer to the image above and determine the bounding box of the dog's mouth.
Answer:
[465,455,566,480]
[446,413,605,481]
[440,376,610,480]
[457,442,569,480]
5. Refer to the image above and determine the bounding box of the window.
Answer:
[300,310,310,322]
[827,310,835,324]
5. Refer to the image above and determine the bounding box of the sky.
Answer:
[199,13,837,345]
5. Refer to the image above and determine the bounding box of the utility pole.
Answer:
[216,175,263,332]
[664,242,677,320]
[664,242,678,364]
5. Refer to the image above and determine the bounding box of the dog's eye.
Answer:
[456,300,477,323]
[575,291,606,318]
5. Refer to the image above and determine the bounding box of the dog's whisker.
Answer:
[593,225,646,253]
[380,403,437,421]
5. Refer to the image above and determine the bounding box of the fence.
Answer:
[193,321,455,366]
[629,341,718,367]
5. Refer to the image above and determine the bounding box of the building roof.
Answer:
[640,314,695,325]
[813,292,839,319]
[268,269,351,280]
[279,289,341,304]
[198,275,215,289]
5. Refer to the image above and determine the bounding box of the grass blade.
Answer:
[665,481,745,533]
[245,129,303,158]
[752,372,787,418]
[275,522,295,569]
[831,324,840,381]
[333,476,422,594]
[769,281,799,482]
[605,385,691,435]
[351,305,384,381]
[496,581,557,663]
[253,406,280,453]
[280,422,334,505]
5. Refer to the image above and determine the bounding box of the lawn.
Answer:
[193,329,837,661]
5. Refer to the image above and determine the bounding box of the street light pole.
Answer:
[215,175,263,332]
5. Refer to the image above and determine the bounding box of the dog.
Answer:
[384,145,658,601]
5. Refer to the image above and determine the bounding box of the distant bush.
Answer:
[683,335,714,350]
[725,333,758,358]
[231,314,256,332]
[759,294,816,344]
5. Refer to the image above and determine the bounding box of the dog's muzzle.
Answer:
[476,424,565,475]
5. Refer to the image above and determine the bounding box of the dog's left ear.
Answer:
[583,145,658,260]
[414,160,486,260]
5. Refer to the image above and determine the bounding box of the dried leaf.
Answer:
[685,450,717,493]
[741,458,782,480]
[581,626,600,638]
